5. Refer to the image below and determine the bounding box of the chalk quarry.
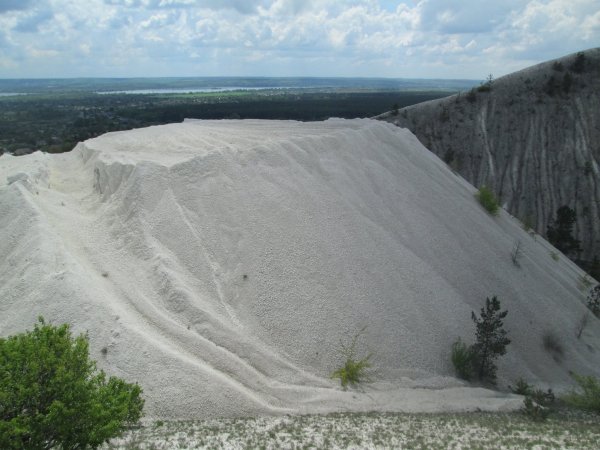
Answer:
[1,118,598,418]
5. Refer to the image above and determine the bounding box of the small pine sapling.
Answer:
[470,296,511,384]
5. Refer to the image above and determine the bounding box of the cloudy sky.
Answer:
[0,0,598,79]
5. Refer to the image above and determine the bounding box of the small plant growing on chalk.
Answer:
[550,251,559,261]
[451,338,474,380]
[563,373,600,413]
[331,327,372,389]
[576,312,590,339]
[511,240,523,267]
[476,186,499,215]
[470,296,510,384]
[509,377,533,396]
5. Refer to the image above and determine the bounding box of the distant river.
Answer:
[0,93,27,97]
[96,87,290,95]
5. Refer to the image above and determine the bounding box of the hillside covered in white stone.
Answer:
[1,119,597,418]
[379,48,600,267]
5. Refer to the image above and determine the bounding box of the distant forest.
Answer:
[0,77,475,155]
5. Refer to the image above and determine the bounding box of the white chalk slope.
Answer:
[1,119,598,419]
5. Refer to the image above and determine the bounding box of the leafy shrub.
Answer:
[451,338,473,380]
[0,317,144,449]
[563,373,600,413]
[522,396,550,421]
[531,387,555,406]
[476,186,499,215]
[330,327,372,389]
[512,379,555,421]
[470,296,510,384]
[550,251,559,261]
[587,285,600,318]
[509,377,533,396]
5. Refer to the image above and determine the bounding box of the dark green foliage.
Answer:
[330,328,372,389]
[552,61,564,72]
[570,52,586,74]
[470,296,511,384]
[544,75,557,96]
[0,317,144,449]
[509,377,533,396]
[522,396,550,421]
[587,285,600,318]
[477,74,493,93]
[562,72,573,93]
[563,373,600,413]
[590,257,600,282]
[512,379,555,421]
[391,103,399,116]
[465,89,477,103]
[547,205,581,257]
[476,186,499,215]
[451,338,473,380]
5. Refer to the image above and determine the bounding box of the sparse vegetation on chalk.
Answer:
[547,205,581,258]
[587,285,600,318]
[579,274,593,292]
[0,317,144,449]
[511,239,523,267]
[470,296,511,384]
[510,378,555,421]
[102,411,600,449]
[450,297,510,384]
[331,327,372,389]
[451,338,473,381]
[477,74,494,92]
[476,186,499,215]
[576,312,590,339]
[563,373,600,413]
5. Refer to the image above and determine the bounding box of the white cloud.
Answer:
[0,0,598,78]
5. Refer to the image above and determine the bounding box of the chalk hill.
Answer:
[379,48,600,267]
[1,119,598,418]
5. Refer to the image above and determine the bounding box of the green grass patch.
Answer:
[476,186,500,215]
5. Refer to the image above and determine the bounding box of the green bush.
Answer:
[511,379,555,421]
[0,317,144,449]
[509,377,533,396]
[476,186,499,215]
[331,327,372,389]
[563,373,600,413]
[522,396,550,421]
[451,338,473,380]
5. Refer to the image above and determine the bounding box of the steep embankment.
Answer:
[1,119,598,419]
[379,48,600,264]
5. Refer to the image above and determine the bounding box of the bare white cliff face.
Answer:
[381,48,600,264]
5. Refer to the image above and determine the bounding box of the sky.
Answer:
[0,0,598,80]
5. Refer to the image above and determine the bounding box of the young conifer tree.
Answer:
[470,296,511,384]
